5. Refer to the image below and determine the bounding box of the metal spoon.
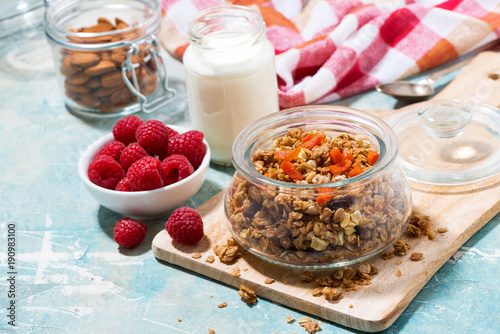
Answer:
[375,58,472,101]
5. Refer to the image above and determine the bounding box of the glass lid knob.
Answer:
[417,99,472,138]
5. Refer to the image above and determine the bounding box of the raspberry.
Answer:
[161,154,194,186]
[113,115,144,145]
[126,156,164,191]
[88,155,124,190]
[113,217,147,248]
[115,178,131,191]
[167,126,179,139]
[165,207,204,245]
[135,120,169,156]
[96,141,126,162]
[168,130,206,170]
[120,142,149,172]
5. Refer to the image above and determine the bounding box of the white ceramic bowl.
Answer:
[78,125,210,219]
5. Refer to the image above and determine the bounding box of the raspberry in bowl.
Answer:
[78,121,210,219]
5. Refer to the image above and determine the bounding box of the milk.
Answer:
[183,13,279,164]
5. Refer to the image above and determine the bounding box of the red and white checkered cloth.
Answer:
[161,0,500,108]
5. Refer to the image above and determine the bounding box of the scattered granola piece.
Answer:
[349,304,353,308]
[264,278,275,284]
[300,320,321,334]
[297,317,311,325]
[286,316,295,324]
[317,276,334,287]
[437,227,448,233]
[283,281,289,285]
[410,252,423,261]
[323,287,343,301]
[311,287,324,297]
[397,269,402,277]
[426,229,437,240]
[382,252,395,260]
[393,240,409,256]
[206,255,215,263]
[243,268,249,271]
[231,267,241,277]
[299,271,314,282]
[217,302,228,308]
[208,330,215,334]
[192,252,202,259]
[213,237,241,264]
[396,259,403,265]
[238,285,257,304]
[178,318,182,322]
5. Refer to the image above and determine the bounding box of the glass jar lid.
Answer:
[387,99,500,185]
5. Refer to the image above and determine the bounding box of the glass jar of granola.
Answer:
[44,0,176,118]
[225,105,412,268]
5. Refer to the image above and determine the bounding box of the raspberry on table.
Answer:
[165,207,204,245]
[113,217,147,248]
[135,120,169,156]
[88,155,125,190]
[168,130,206,170]
[113,115,144,145]
[126,156,164,191]
[115,177,131,191]
[120,142,149,172]
[96,140,126,162]
[161,154,194,186]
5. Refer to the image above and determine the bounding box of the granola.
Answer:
[238,285,257,304]
[226,129,410,265]
[213,237,241,264]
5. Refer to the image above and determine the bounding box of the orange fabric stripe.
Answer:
[258,6,299,32]
[416,39,459,72]
[228,0,269,5]
[174,43,189,59]
[295,34,328,49]
[480,12,500,29]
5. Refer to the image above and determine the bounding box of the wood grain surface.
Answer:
[152,51,500,332]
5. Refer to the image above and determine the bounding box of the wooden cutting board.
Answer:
[152,51,500,332]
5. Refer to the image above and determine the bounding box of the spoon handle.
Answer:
[426,58,472,83]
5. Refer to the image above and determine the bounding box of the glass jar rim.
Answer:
[188,4,266,50]
[44,0,161,50]
[231,105,400,192]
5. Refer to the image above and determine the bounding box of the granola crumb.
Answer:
[311,287,323,297]
[410,252,423,261]
[396,259,403,265]
[264,278,275,284]
[299,271,314,282]
[238,285,257,304]
[283,281,289,285]
[397,269,402,277]
[191,253,202,259]
[297,317,311,325]
[393,240,409,256]
[210,295,213,298]
[208,330,215,334]
[231,267,241,277]
[437,227,448,233]
[382,252,395,260]
[349,304,353,308]
[178,318,182,322]
[243,268,249,271]
[206,255,215,263]
[323,287,343,301]
[213,237,241,264]
[286,316,295,324]
[426,229,437,240]
[217,302,228,308]
[300,320,321,334]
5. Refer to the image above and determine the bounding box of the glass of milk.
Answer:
[183,5,279,165]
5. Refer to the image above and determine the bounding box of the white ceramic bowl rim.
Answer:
[78,124,211,195]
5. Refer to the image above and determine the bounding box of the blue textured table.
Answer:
[0,32,499,334]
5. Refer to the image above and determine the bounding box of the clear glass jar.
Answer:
[44,0,176,118]
[225,106,412,268]
[183,5,279,164]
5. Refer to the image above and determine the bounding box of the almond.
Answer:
[82,22,114,33]
[78,93,101,108]
[92,86,121,97]
[64,82,90,94]
[84,60,116,76]
[66,72,90,85]
[110,87,136,104]
[101,70,125,88]
[86,77,101,89]
[60,57,79,76]
[68,52,100,68]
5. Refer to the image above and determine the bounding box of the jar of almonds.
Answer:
[44,0,176,117]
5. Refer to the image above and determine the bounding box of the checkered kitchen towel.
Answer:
[161,0,500,108]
